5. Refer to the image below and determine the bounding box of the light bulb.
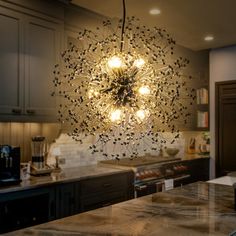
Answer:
[134,58,145,68]
[88,89,99,99]
[149,8,161,15]
[107,56,122,69]
[204,35,214,41]
[136,110,146,120]
[138,86,150,95]
[110,109,122,122]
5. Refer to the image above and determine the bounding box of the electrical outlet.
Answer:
[59,158,66,165]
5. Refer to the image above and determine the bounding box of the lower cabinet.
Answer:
[0,187,56,234]
[80,172,134,212]
[55,182,79,219]
[0,171,134,233]
[185,158,210,182]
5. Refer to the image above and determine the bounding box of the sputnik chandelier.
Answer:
[53,0,195,159]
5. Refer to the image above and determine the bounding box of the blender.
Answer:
[31,136,46,169]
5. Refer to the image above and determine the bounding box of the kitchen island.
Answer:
[5,181,236,236]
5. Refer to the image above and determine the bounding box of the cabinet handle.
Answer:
[103,183,112,188]
[26,109,36,115]
[12,108,22,114]
[102,202,111,207]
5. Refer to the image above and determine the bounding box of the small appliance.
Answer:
[0,145,21,186]
[31,136,46,169]
[31,136,54,176]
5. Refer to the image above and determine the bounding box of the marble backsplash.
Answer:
[47,131,209,169]
[0,123,209,168]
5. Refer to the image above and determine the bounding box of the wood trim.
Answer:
[215,82,220,177]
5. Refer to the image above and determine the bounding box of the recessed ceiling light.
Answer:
[204,35,214,41]
[149,8,161,15]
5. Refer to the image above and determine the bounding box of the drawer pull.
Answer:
[26,109,36,115]
[12,108,22,114]
[103,183,112,188]
[103,202,111,207]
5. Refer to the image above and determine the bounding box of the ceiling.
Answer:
[71,0,236,51]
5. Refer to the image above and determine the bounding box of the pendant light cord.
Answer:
[120,0,126,52]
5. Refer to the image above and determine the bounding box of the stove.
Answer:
[100,156,181,167]
[100,156,190,198]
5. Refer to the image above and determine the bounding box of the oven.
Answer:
[134,162,191,198]
[99,156,191,198]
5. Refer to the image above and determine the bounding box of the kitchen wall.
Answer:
[0,123,61,162]
[0,1,210,167]
[46,131,207,169]
[209,45,236,178]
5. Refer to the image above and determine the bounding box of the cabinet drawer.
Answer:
[81,173,128,195]
[80,190,126,212]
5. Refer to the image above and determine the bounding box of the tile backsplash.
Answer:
[0,123,209,168]
[47,131,208,169]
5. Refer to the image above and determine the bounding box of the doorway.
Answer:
[215,80,236,177]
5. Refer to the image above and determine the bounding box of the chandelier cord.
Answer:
[120,0,126,52]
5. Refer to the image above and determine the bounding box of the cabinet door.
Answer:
[80,172,134,213]
[0,187,55,234]
[0,7,24,116]
[24,17,62,120]
[185,158,210,183]
[57,183,76,219]
[216,81,236,176]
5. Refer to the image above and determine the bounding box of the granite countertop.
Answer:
[4,181,236,236]
[208,176,236,186]
[0,165,130,194]
[181,153,210,160]
[0,154,209,194]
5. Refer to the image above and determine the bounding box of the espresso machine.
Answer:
[0,145,21,186]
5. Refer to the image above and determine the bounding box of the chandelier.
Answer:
[53,0,195,159]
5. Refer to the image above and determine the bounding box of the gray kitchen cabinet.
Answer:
[24,16,62,120]
[0,3,63,122]
[0,7,24,116]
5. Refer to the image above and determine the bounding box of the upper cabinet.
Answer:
[0,2,63,122]
[24,17,62,120]
[0,8,24,117]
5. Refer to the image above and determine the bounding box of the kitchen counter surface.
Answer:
[208,176,236,186]
[181,153,210,160]
[4,181,236,236]
[0,165,130,194]
[0,154,209,194]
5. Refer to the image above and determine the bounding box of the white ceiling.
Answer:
[71,0,236,51]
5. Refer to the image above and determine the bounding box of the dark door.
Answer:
[216,81,236,176]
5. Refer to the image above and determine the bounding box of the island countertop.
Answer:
[4,181,236,236]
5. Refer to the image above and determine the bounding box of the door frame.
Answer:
[215,80,236,177]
